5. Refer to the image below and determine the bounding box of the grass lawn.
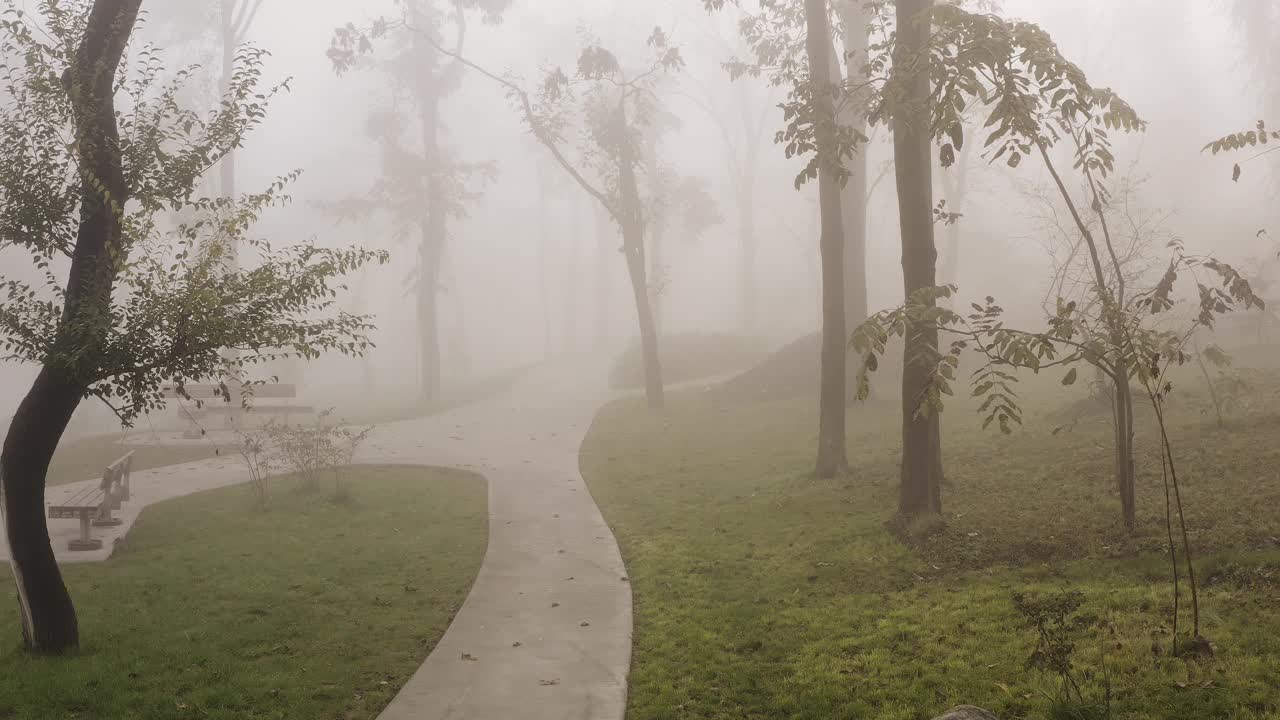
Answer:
[580,378,1280,720]
[0,464,487,720]
[49,433,225,487]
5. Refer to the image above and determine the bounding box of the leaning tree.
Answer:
[333,18,684,408]
[0,0,386,652]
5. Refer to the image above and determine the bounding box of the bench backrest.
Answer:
[161,383,298,400]
[100,451,134,494]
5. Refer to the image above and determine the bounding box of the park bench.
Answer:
[162,382,315,433]
[47,451,134,552]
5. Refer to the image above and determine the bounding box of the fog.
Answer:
[1,0,1278,716]
[1,0,1272,438]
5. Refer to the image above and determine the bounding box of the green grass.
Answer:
[610,333,769,390]
[580,381,1280,720]
[0,464,487,720]
[49,433,224,487]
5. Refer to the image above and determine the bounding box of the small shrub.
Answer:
[267,408,374,497]
[235,422,275,508]
[1011,590,1110,719]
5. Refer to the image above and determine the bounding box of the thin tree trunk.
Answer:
[616,97,664,409]
[1,0,142,653]
[1114,371,1136,532]
[805,0,850,478]
[594,204,613,348]
[893,0,943,516]
[624,222,664,409]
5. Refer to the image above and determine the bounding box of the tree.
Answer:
[336,19,683,408]
[888,0,943,516]
[673,15,774,333]
[854,4,1263,646]
[802,0,852,477]
[330,0,508,404]
[0,0,385,652]
[705,0,869,477]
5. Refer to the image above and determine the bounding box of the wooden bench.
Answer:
[162,383,314,432]
[47,451,134,552]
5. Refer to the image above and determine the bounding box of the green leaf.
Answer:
[1061,368,1077,386]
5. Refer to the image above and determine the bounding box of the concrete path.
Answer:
[359,364,630,720]
[0,451,250,565]
[3,363,633,720]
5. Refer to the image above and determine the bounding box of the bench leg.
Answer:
[94,502,123,528]
[68,512,103,552]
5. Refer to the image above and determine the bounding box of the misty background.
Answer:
[1,0,1271,439]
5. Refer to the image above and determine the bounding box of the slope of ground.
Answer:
[581,383,1280,719]
[0,465,487,720]
[610,333,769,390]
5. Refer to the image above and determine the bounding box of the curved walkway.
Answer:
[3,363,632,720]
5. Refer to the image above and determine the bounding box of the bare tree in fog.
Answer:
[675,27,773,332]
[330,0,509,404]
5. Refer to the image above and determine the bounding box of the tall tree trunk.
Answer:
[805,0,850,478]
[839,0,871,333]
[644,132,665,338]
[1,0,142,653]
[624,222,664,408]
[616,98,664,409]
[594,204,613,348]
[649,222,664,338]
[1114,368,1137,531]
[893,0,943,516]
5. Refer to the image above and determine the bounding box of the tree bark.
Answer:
[616,99,664,409]
[594,204,613,348]
[805,0,850,478]
[1114,371,1137,532]
[1,0,142,653]
[893,0,943,516]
